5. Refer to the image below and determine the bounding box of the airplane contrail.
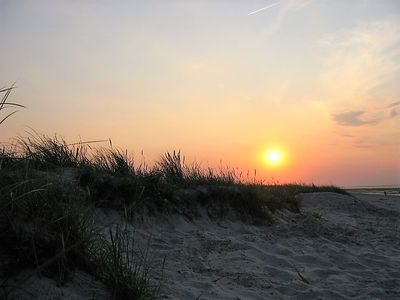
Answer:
[248,2,280,15]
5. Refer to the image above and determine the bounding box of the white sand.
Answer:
[131,192,400,299]
[9,192,400,299]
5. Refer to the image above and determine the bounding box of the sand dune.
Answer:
[131,192,400,299]
[10,192,400,299]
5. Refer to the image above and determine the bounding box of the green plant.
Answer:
[0,85,25,126]
[157,151,184,184]
[0,177,94,281]
[92,148,135,176]
[18,134,89,169]
[89,225,161,300]
[0,85,162,299]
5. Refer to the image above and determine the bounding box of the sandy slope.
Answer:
[8,192,400,299]
[131,192,400,299]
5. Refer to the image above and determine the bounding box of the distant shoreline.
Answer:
[345,186,400,196]
[344,185,400,189]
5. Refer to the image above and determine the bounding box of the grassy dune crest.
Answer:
[0,87,348,299]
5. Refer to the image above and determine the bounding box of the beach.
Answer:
[2,1,399,298]
[11,191,400,299]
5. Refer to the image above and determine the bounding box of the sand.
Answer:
[8,192,400,299]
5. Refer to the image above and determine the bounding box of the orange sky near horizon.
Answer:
[0,0,399,187]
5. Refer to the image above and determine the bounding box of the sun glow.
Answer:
[264,149,284,167]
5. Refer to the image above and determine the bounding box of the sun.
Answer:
[264,149,283,166]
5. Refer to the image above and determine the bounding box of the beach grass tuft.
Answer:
[87,225,161,300]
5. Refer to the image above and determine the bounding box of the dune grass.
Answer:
[0,174,161,299]
[0,87,160,299]
[88,225,161,300]
[0,134,349,298]
[0,86,350,298]
[1,134,349,222]
[17,134,90,169]
[0,85,25,126]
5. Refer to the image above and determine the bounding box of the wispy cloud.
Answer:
[332,102,399,127]
[332,111,378,126]
[387,101,400,108]
[319,17,400,104]
[248,2,280,16]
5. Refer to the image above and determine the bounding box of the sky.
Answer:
[0,0,399,187]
